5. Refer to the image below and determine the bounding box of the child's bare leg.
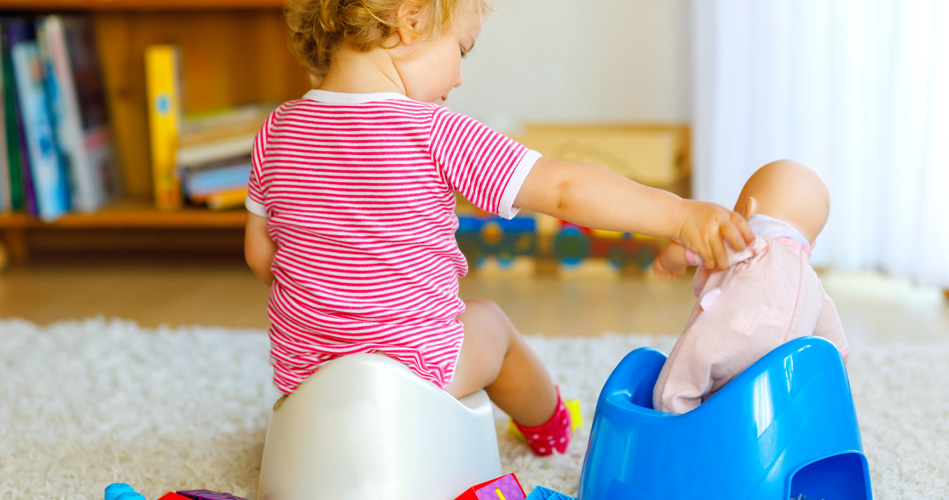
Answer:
[444,298,557,426]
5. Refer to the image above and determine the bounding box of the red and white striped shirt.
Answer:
[246,90,540,394]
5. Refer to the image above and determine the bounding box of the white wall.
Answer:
[448,0,691,132]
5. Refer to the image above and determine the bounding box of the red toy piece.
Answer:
[454,473,526,500]
[157,494,192,500]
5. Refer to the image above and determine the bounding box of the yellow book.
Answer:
[206,186,248,211]
[144,45,182,210]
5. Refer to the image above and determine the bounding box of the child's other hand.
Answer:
[673,200,754,270]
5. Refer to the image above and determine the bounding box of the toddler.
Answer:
[651,160,850,414]
[244,0,753,456]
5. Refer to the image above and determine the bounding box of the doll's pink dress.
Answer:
[653,215,849,414]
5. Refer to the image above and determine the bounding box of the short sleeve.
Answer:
[245,108,278,218]
[429,107,540,219]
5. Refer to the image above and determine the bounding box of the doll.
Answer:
[651,159,849,414]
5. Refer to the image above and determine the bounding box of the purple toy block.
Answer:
[176,490,247,500]
[475,474,526,500]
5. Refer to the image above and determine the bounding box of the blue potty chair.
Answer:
[578,337,871,500]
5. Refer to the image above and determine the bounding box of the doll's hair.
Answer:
[286,0,490,85]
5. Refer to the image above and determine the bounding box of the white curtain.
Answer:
[691,0,949,288]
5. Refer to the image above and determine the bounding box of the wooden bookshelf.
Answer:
[0,0,311,269]
[0,198,247,229]
[1,0,285,10]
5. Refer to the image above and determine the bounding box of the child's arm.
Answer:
[514,158,754,270]
[652,241,690,281]
[245,213,276,286]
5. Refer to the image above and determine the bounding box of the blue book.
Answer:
[11,40,69,221]
[36,16,77,211]
[38,15,115,212]
[183,162,251,197]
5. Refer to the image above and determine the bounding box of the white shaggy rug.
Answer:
[1,318,947,500]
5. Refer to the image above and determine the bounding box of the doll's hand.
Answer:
[652,256,685,281]
[672,200,754,270]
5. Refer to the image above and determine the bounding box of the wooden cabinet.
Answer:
[0,0,311,267]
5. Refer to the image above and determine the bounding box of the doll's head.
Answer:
[286,0,490,89]
[734,160,830,246]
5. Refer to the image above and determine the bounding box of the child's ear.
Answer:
[396,0,424,45]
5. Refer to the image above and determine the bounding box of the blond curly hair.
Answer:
[286,0,489,85]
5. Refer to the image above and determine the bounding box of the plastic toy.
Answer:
[524,486,575,500]
[105,484,245,500]
[456,215,537,268]
[453,212,663,273]
[454,473,526,500]
[552,222,661,271]
[257,353,501,500]
[577,337,871,499]
[157,494,191,500]
[176,491,247,500]
[651,160,848,414]
[105,484,140,500]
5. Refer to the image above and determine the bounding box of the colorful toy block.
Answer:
[176,490,247,500]
[157,494,191,500]
[106,484,247,500]
[454,473,526,500]
[525,486,575,500]
[105,484,139,500]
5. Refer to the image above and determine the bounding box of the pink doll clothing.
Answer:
[652,215,849,414]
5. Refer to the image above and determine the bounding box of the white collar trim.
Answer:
[303,89,412,104]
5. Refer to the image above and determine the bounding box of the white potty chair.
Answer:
[257,353,502,500]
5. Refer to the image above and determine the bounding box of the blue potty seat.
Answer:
[578,337,872,500]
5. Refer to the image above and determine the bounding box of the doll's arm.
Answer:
[513,158,754,270]
[653,241,690,281]
[245,213,277,286]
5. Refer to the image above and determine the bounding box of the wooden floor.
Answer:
[0,255,946,344]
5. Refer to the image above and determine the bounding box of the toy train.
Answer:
[456,213,665,272]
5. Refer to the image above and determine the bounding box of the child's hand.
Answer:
[672,200,754,270]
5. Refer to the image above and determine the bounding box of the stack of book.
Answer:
[145,44,271,212]
[178,105,269,211]
[0,15,119,221]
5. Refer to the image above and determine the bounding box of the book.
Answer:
[0,26,9,213]
[11,40,69,221]
[176,132,255,170]
[181,159,251,199]
[144,44,182,210]
[205,186,248,211]
[176,103,271,173]
[35,19,75,214]
[37,15,115,213]
[1,18,28,213]
[179,102,272,142]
